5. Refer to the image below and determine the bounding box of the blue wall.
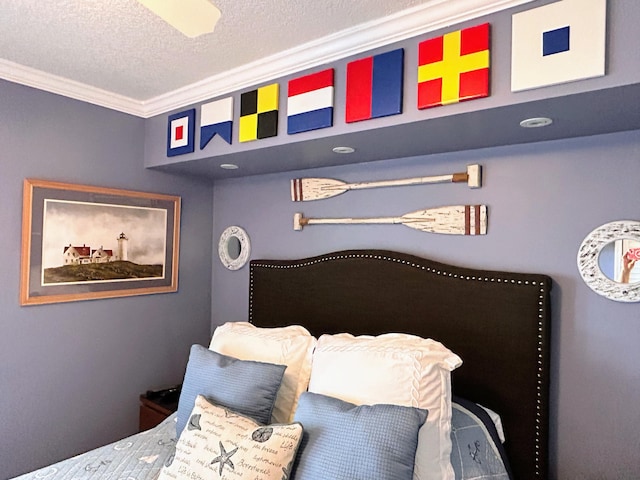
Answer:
[2,1,639,478]
[0,80,213,479]
[211,129,640,479]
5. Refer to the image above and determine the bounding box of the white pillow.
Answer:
[478,403,506,443]
[308,332,463,480]
[209,321,317,423]
[158,395,303,480]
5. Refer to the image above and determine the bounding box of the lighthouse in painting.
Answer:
[116,232,129,261]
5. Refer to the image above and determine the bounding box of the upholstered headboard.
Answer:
[248,249,552,480]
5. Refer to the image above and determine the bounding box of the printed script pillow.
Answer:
[210,321,316,423]
[159,395,303,480]
[308,333,463,480]
[176,345,286,436]
[292,392,428,480]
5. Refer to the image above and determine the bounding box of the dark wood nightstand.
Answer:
[139,386,181,432]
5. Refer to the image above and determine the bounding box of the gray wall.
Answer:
[211,129,640,479]
[0,80,213,479]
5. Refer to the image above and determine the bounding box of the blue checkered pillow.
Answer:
[176,345,286,436]
[292,392,428,480]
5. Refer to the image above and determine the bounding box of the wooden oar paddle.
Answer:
[291,164,481,201]
[294,205,487,235]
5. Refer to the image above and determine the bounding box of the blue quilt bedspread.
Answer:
[13,399,512,480]
[12,414,177,480]
[450,397,513,480]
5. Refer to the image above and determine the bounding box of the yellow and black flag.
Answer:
[239,83,279,142]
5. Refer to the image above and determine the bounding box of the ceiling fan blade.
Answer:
[137,0,221,38]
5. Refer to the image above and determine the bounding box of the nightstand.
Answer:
[139,385,181,432]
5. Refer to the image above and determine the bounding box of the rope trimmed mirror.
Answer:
[577,220,640,302]
[218,226,251,270]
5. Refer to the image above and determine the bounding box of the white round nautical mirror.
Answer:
[218,226,251,270]
[577,220,640,302]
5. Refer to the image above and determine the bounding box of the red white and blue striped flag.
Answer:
[287,69,334,134]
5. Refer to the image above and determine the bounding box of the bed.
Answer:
[13,249,552,480]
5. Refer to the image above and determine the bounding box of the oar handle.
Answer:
[308,216,401,225]
[339,174,454,191]
[451,172,468,183]
[332,164,480,191]
[294,212,399,230]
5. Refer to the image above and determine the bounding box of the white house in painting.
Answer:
[62,233,129,265]
[90,247,114,263]
[62,245,92,265]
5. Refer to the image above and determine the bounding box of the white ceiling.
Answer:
[0,0,535,117]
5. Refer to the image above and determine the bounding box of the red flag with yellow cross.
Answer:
[418,23,490,109]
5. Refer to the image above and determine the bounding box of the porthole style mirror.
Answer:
[577,220,640,302]
[218,226,251,270]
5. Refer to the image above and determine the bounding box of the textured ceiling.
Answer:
[0,0,429,101]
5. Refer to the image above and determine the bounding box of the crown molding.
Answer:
[0,59,146,116]
[0,0,535,118]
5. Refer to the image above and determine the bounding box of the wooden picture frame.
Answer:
[20,179,181,306]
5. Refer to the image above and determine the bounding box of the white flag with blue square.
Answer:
[511,0,606,92]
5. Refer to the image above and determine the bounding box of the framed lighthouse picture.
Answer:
[20,179,180,306]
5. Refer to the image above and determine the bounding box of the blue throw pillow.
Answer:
[450,397,513,480]
[176,345,286,436]
[292,391,428,480]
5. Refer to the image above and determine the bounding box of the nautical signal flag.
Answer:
[239,83,279,142]
[167,108,195,157]
[511,0,606,92]
[417,23,490,109]
[345,48,404,123]
[200,97,233,149]
[287,69,334,134]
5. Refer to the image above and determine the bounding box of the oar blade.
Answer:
[290,178,348,201]
[401,205,487,235]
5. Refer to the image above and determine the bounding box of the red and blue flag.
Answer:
[345,49,404,123]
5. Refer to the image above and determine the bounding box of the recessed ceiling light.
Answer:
[220,163,238,170]
[137,0,221,38]
[332,146,355,154]
[519,117,553,128]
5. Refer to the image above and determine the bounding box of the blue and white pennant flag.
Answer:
[511,0,606,92]
[200,97,233,149]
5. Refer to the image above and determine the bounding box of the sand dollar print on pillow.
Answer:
[158,395,303,480]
